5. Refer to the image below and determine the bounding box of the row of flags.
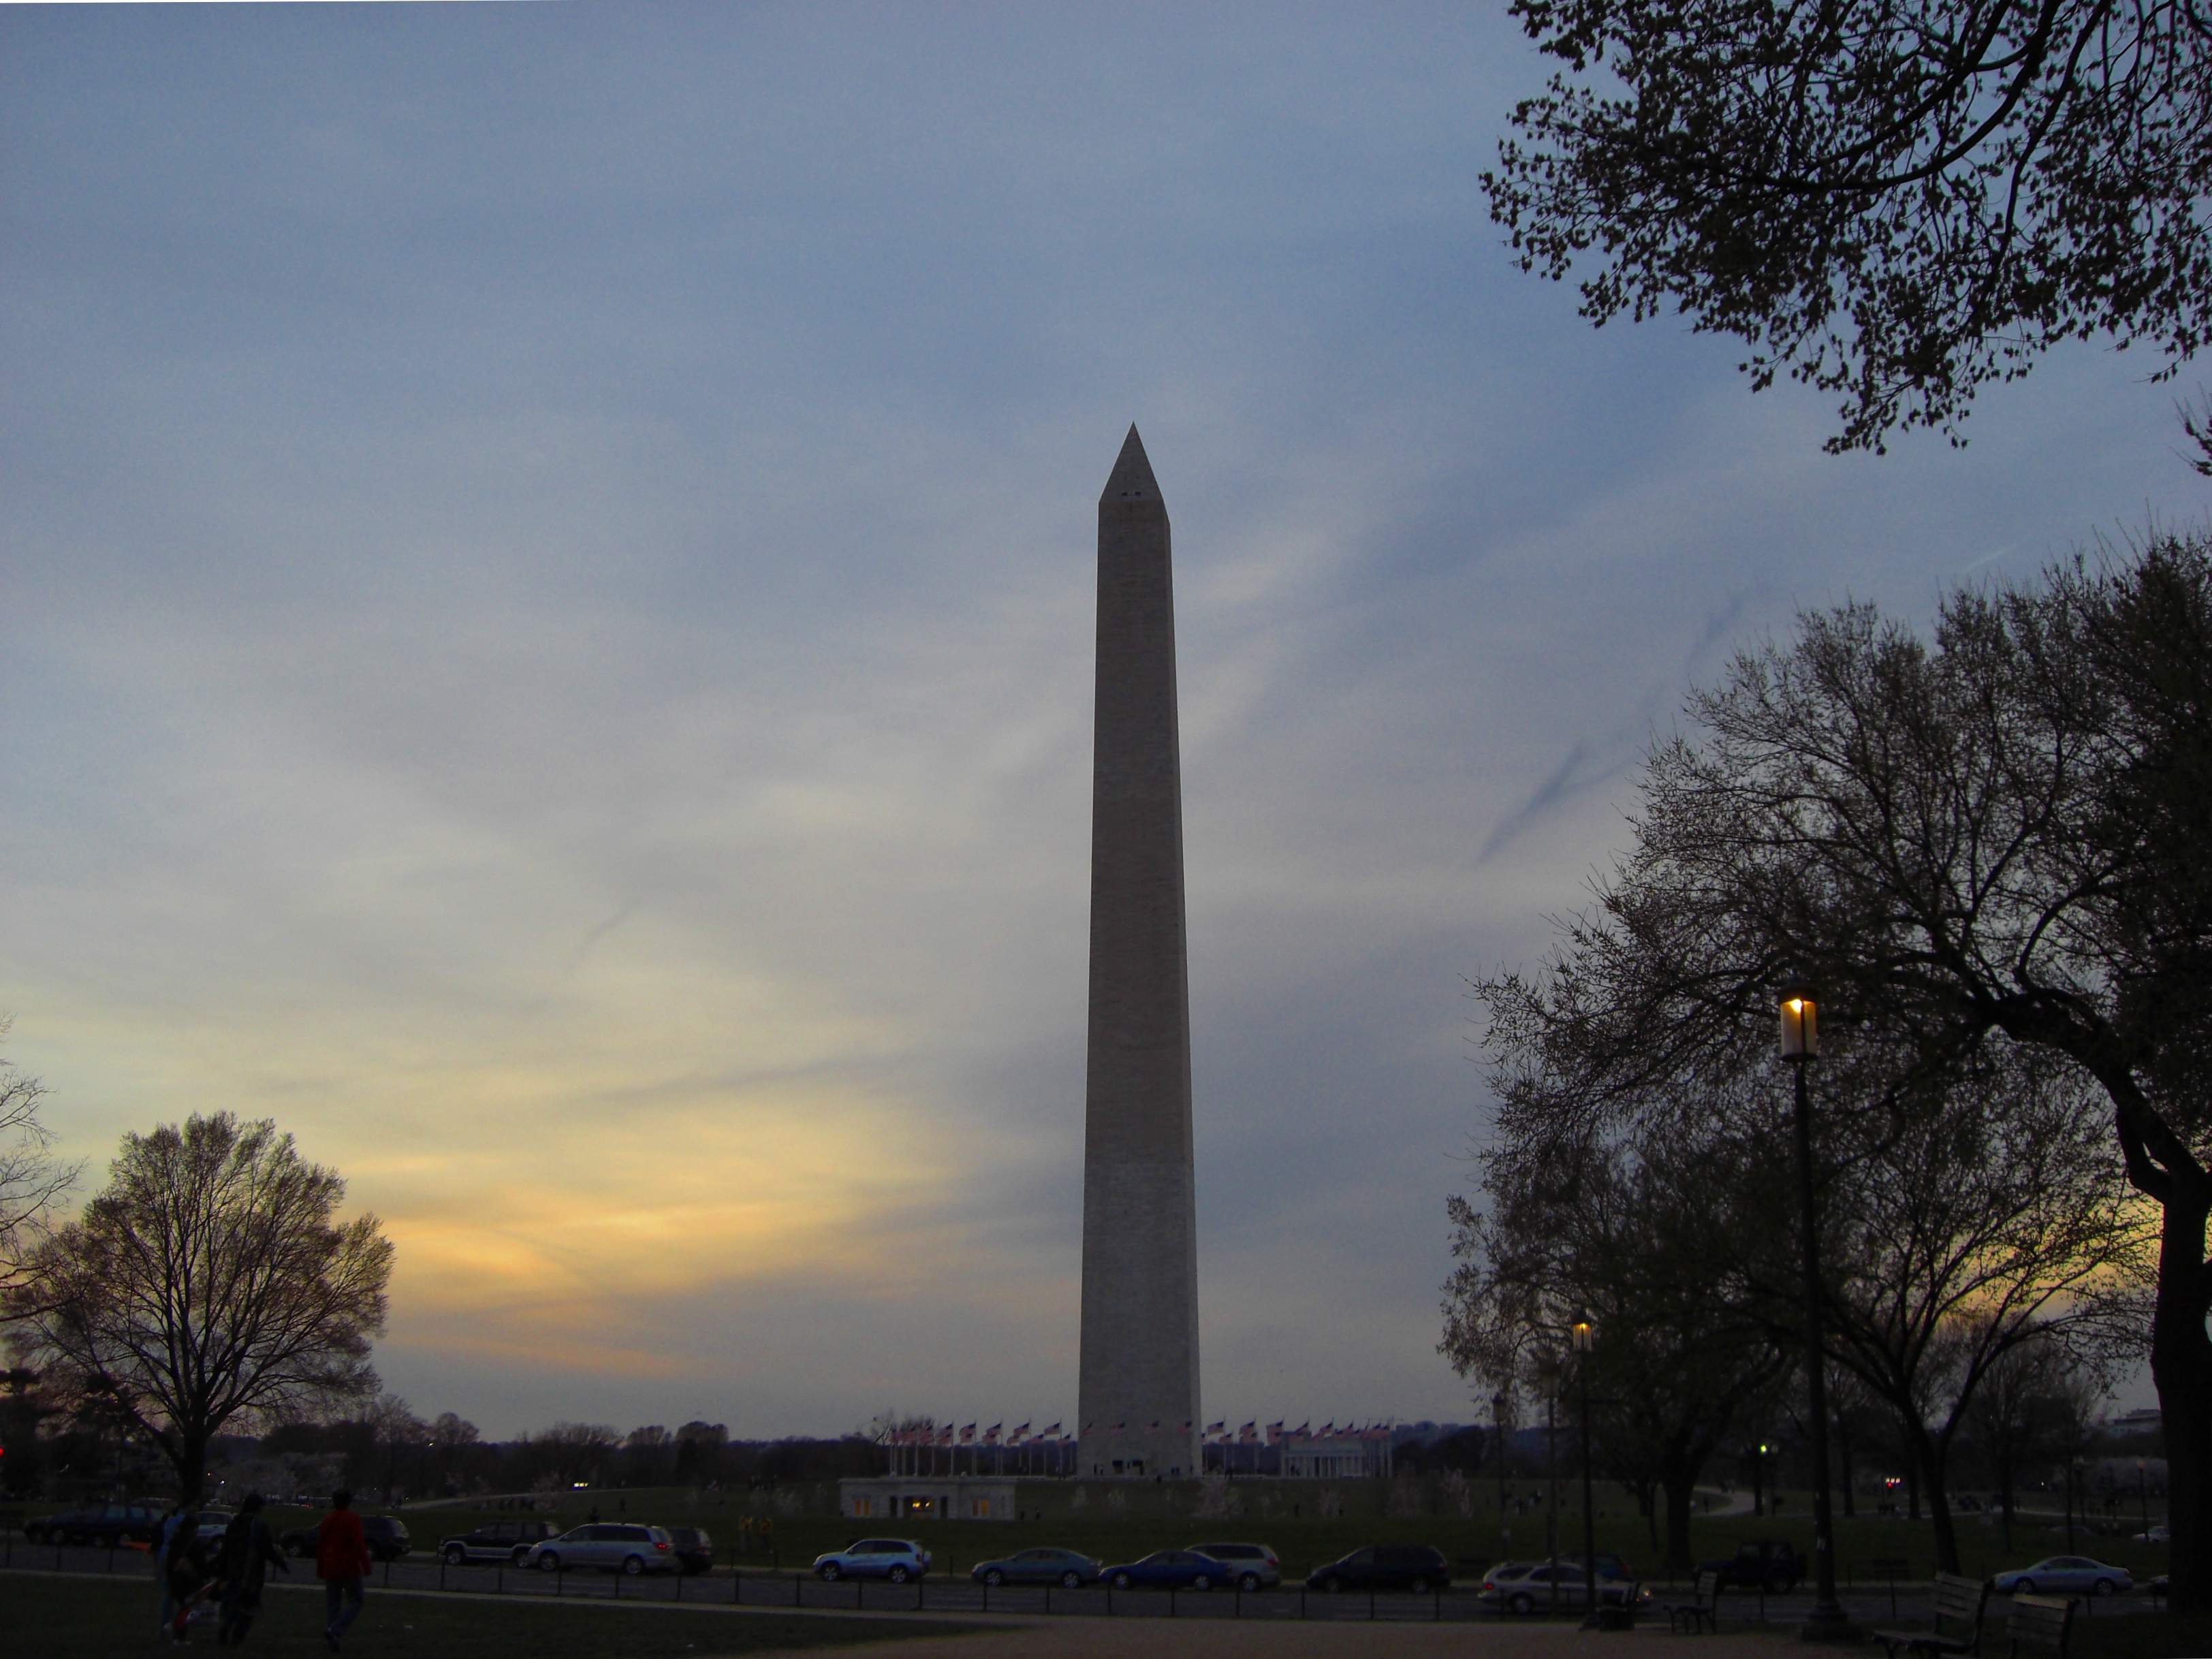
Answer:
[889,1420,1393,1445]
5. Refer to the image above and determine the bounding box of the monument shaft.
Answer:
[1077,426,1200,1481]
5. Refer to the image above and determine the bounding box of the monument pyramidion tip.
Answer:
[1101,423,1164,509]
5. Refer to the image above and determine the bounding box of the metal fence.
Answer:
[0,1534,1961,1626]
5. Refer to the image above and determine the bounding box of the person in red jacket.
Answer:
[315,1489,372,1652]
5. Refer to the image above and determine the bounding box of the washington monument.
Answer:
[1077,426,1201,1481]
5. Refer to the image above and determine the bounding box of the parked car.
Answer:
[279,1515,412,1562]
[1100,1549,1231,1591]
[522,1523,678,1576]
[1186,1541,1281,1590]
[812,1538,931,1583]
[665,1527,714,1575]
[1991,1557,2131,1597]
[970,1547,1102,1588]
[24,1501,163,1548]
[439,1518,558,1566]
[1479,1560,1650,1615]
[192,1510,237,1550]
[2137,1526,2171,1545]
[1305,1544,1451,1595]
[1696,1540,1802,1593]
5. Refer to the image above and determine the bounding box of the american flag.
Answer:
[1205,1421,1227,1440]
[960,1423,977,1444]
[1043,1423,1062,1438]
[1011,1422,1031,1442]
[1320,1422,1336,1438]
[983,1423,1002,1445]
[1265,1421,1284,1442]
[1238,1422,1258,1444]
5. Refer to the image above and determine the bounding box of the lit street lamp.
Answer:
[1573,1311,1598,1617]
[1781,977,1855,1639]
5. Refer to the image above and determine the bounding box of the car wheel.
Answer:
[1194,1574,1213,1592]
[888,1565,911,1585]
[819,1562,842,1581]
[538,1553,561,1573]
[1322,1576,1344,1595]
[1509,1591,1535,1615]
[1113,1572,1133,1590]
[2095,1579,2117,1597]
[1769,1573,1794,1594]
[1062,1571,1084,1589]
[512,1548,531,1566]
[1410,1577,1430,1595]
[623,1555,645,1576]
[2015,1579,2036,1596]
[983,1569,1005,1587]
[1239,1573,1261,1592]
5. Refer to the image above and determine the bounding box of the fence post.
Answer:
[439,1560,445,1592]
[793,1572,802,1607]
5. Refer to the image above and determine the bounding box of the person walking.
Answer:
[215,1493,288,1647]
[161,1507,212,1645]
[155,1504,191,1642]
[315,1489,372,1652]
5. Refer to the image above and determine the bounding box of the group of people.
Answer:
[155,1489,374,1651]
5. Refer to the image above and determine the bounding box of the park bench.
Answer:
[2003,1594,2072,1659]
[1665,1570,1722,1634]
[1874,1573,1990,1659]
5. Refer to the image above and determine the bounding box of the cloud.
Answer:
[1,3,2198,1434]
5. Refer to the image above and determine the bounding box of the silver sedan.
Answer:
[1991,1557,2131,1597]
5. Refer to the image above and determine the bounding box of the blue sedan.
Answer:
[1991,1558,2131,1597]
[1101,1549,1228,1591]
[970,1547,1102,1587]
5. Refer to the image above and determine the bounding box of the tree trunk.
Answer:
[1921,1436,1961,1575]
[1661,1474,1698,1576]
[1837,1415,1856,1519]
[176,1429,210,1507]
[2151,1180,2212,1611]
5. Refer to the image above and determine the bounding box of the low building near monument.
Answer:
[838,1477,1019,1522]
[1278,1433,1393,1481]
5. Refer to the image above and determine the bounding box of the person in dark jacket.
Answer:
[215,1493,289,1647]
[162,1508,213,1644]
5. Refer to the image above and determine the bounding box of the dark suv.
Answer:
[25,1501,163,1547]
[1306,1544,1451,1594]
[1697,1540,1801,1593]
[666,1527,714,1575]
[439,1518,558,1566]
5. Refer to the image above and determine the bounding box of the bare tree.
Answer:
[3,1113,392,1503]
[0,1017,78,1316]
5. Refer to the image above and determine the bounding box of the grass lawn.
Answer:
[0,1573,988,1658]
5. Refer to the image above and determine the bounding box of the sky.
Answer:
[1,3,2201,1442]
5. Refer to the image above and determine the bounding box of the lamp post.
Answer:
[1781,977,1854,1639]
[1493,1389,1511,1554]
[1573,1311,1598,1617]
[1537,1353,1562,1615]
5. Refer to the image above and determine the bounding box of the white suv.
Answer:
[813,1538,931,1582]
